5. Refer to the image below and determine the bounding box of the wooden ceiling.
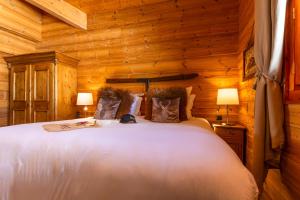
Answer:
[21,0,240,30]
[24,0,87,29]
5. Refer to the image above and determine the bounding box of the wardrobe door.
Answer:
[30,62,55,123]
[9,64,30,125]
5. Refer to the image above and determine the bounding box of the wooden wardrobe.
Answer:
[4,52,78,125]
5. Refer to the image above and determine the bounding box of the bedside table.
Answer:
[212,123,246,163]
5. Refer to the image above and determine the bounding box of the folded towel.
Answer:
[43,120,100,132]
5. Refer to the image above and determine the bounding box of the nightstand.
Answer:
[212,123,246,163]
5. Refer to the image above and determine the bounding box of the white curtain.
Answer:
[253,0,287,189]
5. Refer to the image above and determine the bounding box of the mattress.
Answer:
[0,117,258,200]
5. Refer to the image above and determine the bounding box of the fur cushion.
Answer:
[145,87,188,121]
[96,87,134,119]
[115,89,134,118]
[152,97,180,123]
[94,98,121,119]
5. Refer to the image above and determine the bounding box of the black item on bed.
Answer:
[120,114,137,124]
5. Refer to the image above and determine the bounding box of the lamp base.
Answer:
[83,106,88,118]
[221,122,236,126]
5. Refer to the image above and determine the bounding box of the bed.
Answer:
[0,117,258,200]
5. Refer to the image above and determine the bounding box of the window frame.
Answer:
[285,0,300,103]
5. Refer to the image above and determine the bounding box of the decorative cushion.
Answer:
[115,90,134,119]
[96,87,134,119]
[94,98,121,119]
[151,97,180,123]
[145,87,188,121]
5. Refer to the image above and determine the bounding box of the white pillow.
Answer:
[186,94,196,119]
[186,86,193,97]
[130,95,143,116]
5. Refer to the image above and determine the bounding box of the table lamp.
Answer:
[77,92,93,117]
[217,88,239,125]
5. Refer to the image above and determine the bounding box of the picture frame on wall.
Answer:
[243,44,257,81]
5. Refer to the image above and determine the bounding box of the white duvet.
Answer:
[0,117,258,200]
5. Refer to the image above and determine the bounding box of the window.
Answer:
[285,0,300,103]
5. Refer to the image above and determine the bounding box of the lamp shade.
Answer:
[76,93,93,106]
[217,88,239,105]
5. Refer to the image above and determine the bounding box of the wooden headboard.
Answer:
[105,73,198,116]
[106,73,198,91]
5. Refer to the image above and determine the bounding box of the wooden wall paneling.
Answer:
[0,0,42,41]
[238,0,255,171]
[0,30,36,55]
[39,28,238,57]
[39,1,239,49]
[0,0,41,126]
[38,0,240,122]
[0,0,41,20]
[40,11,238,49]
[65,0,237,15]
[64,0,169,13]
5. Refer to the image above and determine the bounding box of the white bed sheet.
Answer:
[0,117,258,200]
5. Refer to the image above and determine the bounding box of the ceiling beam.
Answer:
[24,0,87,30]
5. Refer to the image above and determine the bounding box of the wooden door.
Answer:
[30,62,55,123]
[9,64,30,125]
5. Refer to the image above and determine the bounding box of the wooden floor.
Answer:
[261,170,295,200]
